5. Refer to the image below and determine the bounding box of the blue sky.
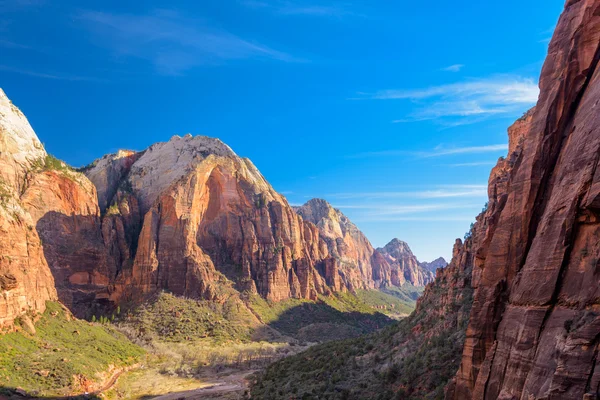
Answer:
[1,0,564,261]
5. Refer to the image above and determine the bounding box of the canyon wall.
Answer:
[447,1,600,398]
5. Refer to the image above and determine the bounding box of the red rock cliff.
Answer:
[0,89,57,329]
[84,136,357,304]
[447,1,600,398]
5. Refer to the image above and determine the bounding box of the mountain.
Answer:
[0,89,428,329]
[293,198,381,290]
[253,1,600,398]
[295,199,436,288]
[420,257,448,273]
[0,88,59,329]
[376,238,435,287]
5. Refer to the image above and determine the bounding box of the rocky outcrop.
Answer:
[294,198,379,290]
[447,1,600,398]
[420,257,448,273]
[0,89,57,329]
[376,239,435,287]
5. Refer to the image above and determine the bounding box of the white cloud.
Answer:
[418,144,508,158]
[441,64,464,72]
[446,161,497,167]
[326,185,488,200]
[358,75,539,125]
[78,9,296,75]
[0,64,104,81]
[346,144,508,159]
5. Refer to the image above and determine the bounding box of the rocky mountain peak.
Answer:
[295,198,338,222]
[380,238,413,258]
[0,88,46,192]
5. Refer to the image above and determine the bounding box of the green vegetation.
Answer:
[245,292,396,342]
[0,302,144,397]
[254,192,267,209]
[118,290,400,346]
[117,292,260,344]
[106,202,121,216]
[251,264,474,400]
[31,154,74,173]
[355,285,422,317]
[0,178,11,209]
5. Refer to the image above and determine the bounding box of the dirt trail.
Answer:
[149,371,253,400]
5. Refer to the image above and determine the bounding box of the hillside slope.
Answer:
[251,237,475,400]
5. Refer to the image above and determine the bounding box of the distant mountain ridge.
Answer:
[376,238,435,287]
[420,257,448,273]
[295,199,436,288]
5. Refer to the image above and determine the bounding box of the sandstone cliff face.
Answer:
[84,136,350,303]
[376,239,435,287]
[0,89,57,329]
[447,1,600,398]
[294,198,378,290]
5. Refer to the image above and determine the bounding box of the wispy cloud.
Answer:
[446,161,497,167]
[335,203,479,214]
[346,143,507,159]
[0,64,105,82]
[241,0,355,18]
[0,39,30,49]
[353,216,477,222]
[356,75,539,126]
[326,185,488,200]
[78,9,296,75]
[418,144,507,158]
[441,64,464,72]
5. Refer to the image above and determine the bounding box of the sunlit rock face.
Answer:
[295,198,380,290]
[83,134,353,303]
[0,89,57,329]
[446,1,600,398]
[376,239,435,287]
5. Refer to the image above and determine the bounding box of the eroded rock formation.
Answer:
[376,238,435,287]
[0,89,57,328]
[295,199,436,288]
[446,1,600,398]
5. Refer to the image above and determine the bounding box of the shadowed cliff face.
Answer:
[446,1,600,399]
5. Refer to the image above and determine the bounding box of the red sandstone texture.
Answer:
[0,89,57,329]
[446,1,600,398]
